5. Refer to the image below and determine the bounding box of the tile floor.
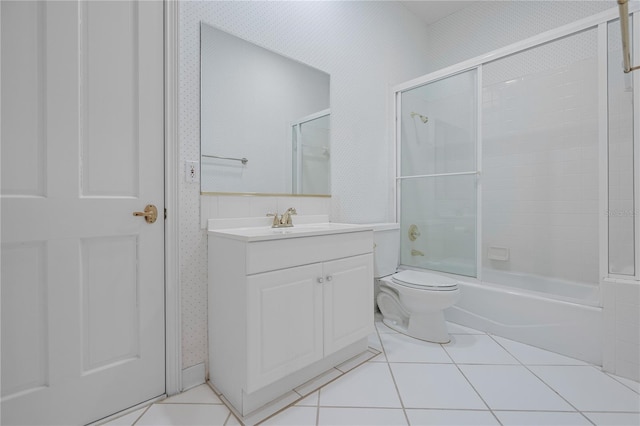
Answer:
[105,317,640,425]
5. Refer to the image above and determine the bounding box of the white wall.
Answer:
[178,1,431,372]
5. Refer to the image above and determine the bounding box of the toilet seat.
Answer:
[391,270,459,292]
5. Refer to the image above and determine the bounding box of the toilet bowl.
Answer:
[378,270,460,343]
[371,224,461,344]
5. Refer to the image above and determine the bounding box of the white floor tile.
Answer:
[607,373,640,393]
[494,410,592,425]
[318,407,407,426]
[447,322,485,335]
[135,404,230,426]
[319,362,402,408]
[294,368,342,397]
[101,407,148,426]
[492,336,589,365]
[295,391,319,407]
[460,365,574,411]
[160,384,223,404]
[225,414,241,426]
[368,351,388,363]
[367,331,383,352]
[530,366,640,412]
[444,334,519,365]
[380,332,452,363]
[391,363,486,409]
[375,319,398,334]
[336,350,378,373]
[583,411,640,425]
[260,406,317,426]
[405,409,499,425]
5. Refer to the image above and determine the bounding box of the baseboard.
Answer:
[182,363,206,391]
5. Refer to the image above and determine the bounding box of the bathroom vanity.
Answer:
[207,219,374,421]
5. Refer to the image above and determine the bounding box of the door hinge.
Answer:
[164,208,167,220]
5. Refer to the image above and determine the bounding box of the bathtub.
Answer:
[441,269,603,365]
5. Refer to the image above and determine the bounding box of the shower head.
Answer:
[410,112,429,123]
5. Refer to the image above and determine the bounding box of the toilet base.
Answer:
[407,311,451,344]
[377,286,452,344]
[382,312,451,344]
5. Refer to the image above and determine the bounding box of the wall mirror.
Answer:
[200,23,331,196]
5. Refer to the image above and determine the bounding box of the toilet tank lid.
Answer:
[366,223,400,231]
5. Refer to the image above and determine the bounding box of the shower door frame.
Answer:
[392,4,640,294]
[394,68,481,278]
[290,108,331,195]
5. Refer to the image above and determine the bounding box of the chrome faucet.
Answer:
[280,207,297,226]
[267,207,297,228]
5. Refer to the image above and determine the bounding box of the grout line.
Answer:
[489,335,594,425]
[130,405,151,426]
[604,372,640,395]
[442,333,502,425]
[374,319,412,425]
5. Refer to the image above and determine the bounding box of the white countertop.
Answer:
[208,219,373,242]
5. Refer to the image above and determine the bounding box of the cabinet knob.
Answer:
[326,275,333,281]
[317,277,324,283]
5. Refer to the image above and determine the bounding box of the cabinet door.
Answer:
[246,263,323,393]
[323,254,374,355]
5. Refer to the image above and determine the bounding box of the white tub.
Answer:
[443,270,603,365]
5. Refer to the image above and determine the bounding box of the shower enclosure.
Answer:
[395,9,638,309]
[398,70,478,278]
[291,109,331,195]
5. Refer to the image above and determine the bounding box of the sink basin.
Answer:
[208,222,372,242]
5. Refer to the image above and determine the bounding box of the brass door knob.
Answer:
[133,204,158,224]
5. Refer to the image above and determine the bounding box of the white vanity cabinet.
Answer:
[246,254,373,393]
[208,224,373,419]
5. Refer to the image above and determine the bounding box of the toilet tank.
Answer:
[369,223,400,278]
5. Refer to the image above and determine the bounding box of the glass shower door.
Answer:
[397,70,478,277]
[608,18,635,276]
[292,110,330,195]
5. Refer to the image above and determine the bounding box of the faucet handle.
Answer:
[266,212,280,227]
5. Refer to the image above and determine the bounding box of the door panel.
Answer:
[81,236,139,373]
[323,254,374,355]
[246,264,323,393]
[0,1,46,197]
[0,242,49,397]
[0,1,165,424]
[82,1,139,197]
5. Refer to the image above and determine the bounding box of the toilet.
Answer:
[372,223,460,344]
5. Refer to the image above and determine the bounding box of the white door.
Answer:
[323,254,374,355]
[1,1,165,425]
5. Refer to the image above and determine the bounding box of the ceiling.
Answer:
[399,1,479,25]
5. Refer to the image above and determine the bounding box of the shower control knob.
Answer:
[317,277,324,283]
[326,275,333,281]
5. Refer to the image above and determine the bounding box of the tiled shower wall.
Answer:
[482,29,600,285]
[178,1,431,372]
